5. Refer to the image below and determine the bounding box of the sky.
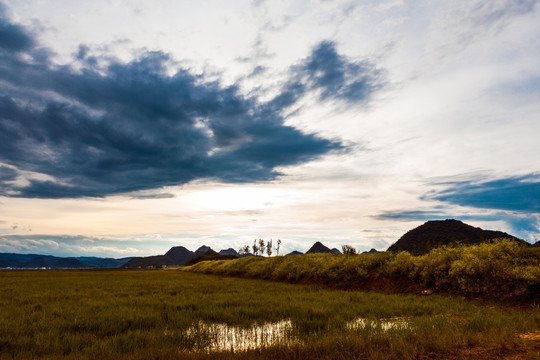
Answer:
[0,0,539,257]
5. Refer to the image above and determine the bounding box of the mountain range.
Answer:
[1,219,533,268]
[0,253,134,269]
[121,245,241,268]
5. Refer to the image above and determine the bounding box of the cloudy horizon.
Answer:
[1,0,539,257]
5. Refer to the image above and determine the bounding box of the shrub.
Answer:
[184,239,540,302]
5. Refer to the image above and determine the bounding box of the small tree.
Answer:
[342,244,357,255]
[266,239,273,257]
[275,239,281,256]
[239,245,251,257]
[253,239,259,256]
[259,238,265,256]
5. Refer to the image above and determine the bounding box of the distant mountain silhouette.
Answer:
[185,249,238,266]
[194,245,212,255]
[164,246,194,264]
[0,259,19,267]
[388,219,527,255]
[362,248,380,254]
[0,253,133,269]
[533,241,540,247]
[123,245,241,268]
[51,258,85,268]
[22,257,50,268]
[286,250,303,256]
[121,255,176,268]
[331,248,341,254]
[306,241,334,254]
[219,248,240,256]
[81,257,134,268]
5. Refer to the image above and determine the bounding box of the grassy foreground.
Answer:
[0,270,539,359]
[184,240,540,302]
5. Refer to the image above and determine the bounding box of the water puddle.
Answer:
[186,319,294,352]
[346,317,410,331]
[185,317,410,353]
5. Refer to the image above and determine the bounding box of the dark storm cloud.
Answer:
[375,174,540,240]
[0,165,17,182]
[129,193,175,200]
[0,4,34,52]
[426,174,540,213]
[247,65,266,78]
[502,214,540,235]
[373,210,449,221]
[0,11,384,198]
[294,41,384,104]
[372,209,513,226]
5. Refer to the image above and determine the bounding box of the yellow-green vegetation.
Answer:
[0,269,539,359]
[185,240,540,302]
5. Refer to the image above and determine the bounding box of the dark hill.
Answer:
[194,245,212,255]
[388,219,527,255]
[22,257,50,268]
[185,249,237,266]
[305,241,334,254]
[219,248,239,256]
[123,246,217,269]
[286,250,303,256]
[81,257,133,268]
[121,255,176,268]
[0,259,22,267]
[331,248,341,254]
[0,253,133,269]
[0,253,58,268]
[51,258,85,268]
[164,246,194,265]
[75,256,103,262]
[362,248,380,254]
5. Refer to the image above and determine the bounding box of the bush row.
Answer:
[184,240,540,302]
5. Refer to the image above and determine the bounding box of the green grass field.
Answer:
[0,269,539,359]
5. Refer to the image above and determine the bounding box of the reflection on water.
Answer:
[186,319,294,352]
[347,317,409,331]
[185,317,409,352]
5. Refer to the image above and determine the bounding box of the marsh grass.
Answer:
[0,270,538,359]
